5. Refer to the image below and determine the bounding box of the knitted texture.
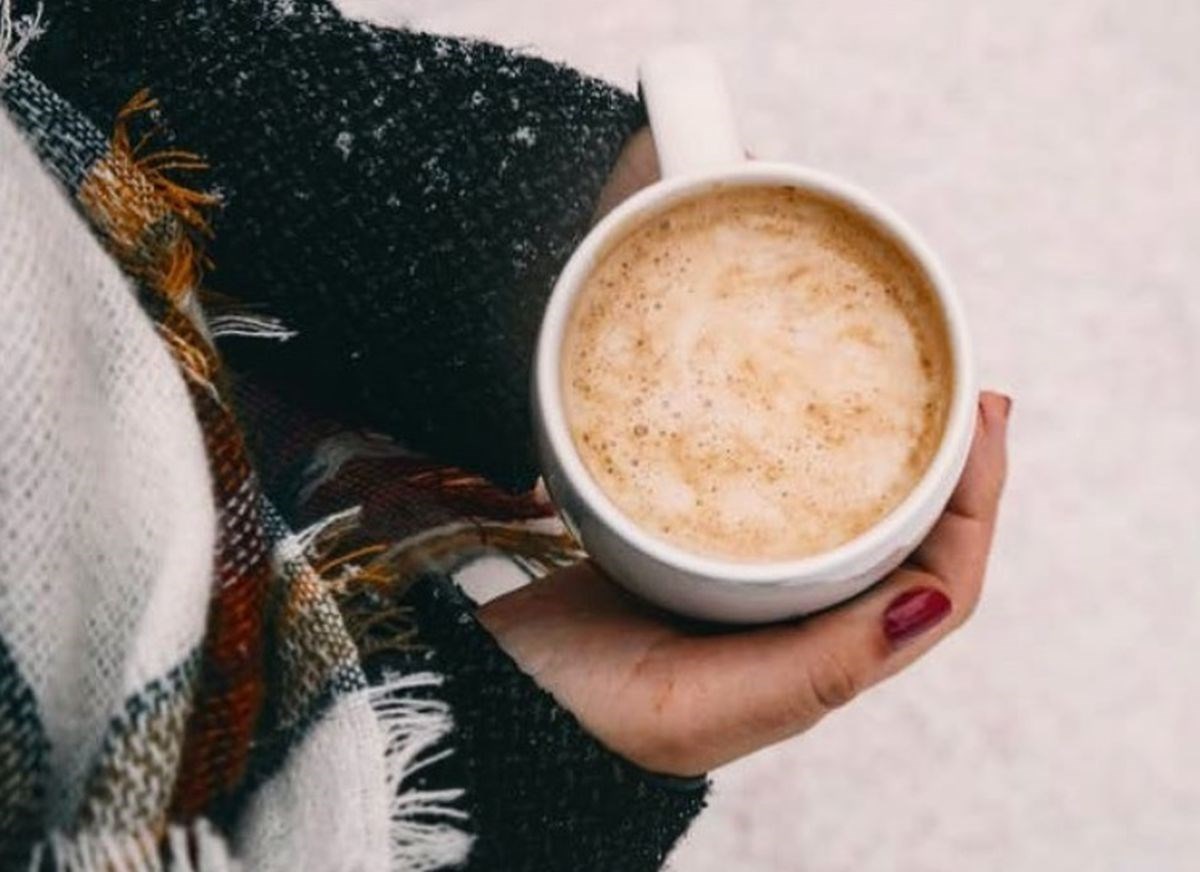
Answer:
[2,0,710,866]
[29,0,646,491]
[369,578,709,872]
[231,372,710,871]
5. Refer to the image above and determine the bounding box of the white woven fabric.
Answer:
[235,674,472,872]
[0,111,215,823]
[0,101,472,869]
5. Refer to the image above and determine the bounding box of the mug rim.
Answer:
[535,161,976,586]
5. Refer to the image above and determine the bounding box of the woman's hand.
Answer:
[480,130,1010,776]
[479,393,1009,776]
[591,127,661,222]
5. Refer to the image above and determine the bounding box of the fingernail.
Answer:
[883,587,952,648]
[999,393,1013,419]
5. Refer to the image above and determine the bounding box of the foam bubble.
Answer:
[562,187,952,562]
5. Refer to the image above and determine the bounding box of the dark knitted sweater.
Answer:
[23,0,707,869]
[32,0,636,491]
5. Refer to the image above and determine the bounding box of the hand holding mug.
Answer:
[481,392,1008,774]
[481,46,1009,774]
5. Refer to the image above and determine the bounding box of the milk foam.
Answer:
[562,187,952,562]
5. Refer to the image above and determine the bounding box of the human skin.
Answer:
[479,131,1010,776]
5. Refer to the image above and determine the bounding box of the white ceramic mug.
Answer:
[532,45,976,623]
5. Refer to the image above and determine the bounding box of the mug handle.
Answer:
[638,45,745,178]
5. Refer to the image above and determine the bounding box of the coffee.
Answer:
[561,186,953,562]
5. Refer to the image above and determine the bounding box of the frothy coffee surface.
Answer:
[561,186,952,562]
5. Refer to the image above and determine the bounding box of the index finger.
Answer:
[945,391,1011,523]
[909,390,1011,602]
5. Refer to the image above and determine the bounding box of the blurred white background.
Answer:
[341,1,1200,869]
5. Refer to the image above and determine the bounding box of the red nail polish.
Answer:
[883,587,952,648]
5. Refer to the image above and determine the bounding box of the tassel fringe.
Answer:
[369,673,474,872]
[384,518,583,581]
[279,505,404,592]
[28,819,238,872]
[79,88,220,305]
[271,513,474,868]
[206,313,297,342]
[276,506,364,568]
[276,506,420,656]
[0,0,43,86]
[112,88,220,240]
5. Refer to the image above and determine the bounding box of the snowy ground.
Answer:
[340,2,1200,869]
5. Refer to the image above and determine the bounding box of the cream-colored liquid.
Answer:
[561,187,952,562]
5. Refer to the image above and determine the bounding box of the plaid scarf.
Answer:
[0,3,590,867]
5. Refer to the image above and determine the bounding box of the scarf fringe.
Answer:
[110,88,221,242]
[369,672,474,872]
[206,313,297,342]
[385,517,583,581]
[267,516,469,868]
[27,819,238,872]
[23,673,475,872]
[0,0,42,87]
[276,506,364,567]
